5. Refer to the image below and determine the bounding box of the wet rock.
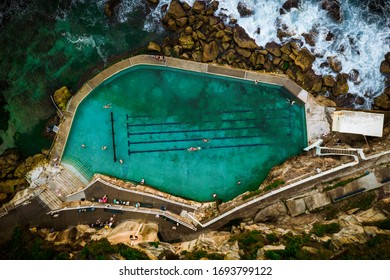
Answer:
[147,0,159,4]
[374,93,390,110]
[147,41,161,53]
[294,48,315,72]
[303,69,322,92]
[328,56,342,73]
[202,41,219,62]
[166,0,187,19]
[348,69,361,84]
[302,32,316,46]
[265,42,282,57]
[233,26,258,50]
[280,43,291,55]
[326,31,335,41]
[237,2,254,17]
[380,60,390,74]
[209,16,220,26]
[192,1,206,13]
[53,86,72,111]
[333,73,349,96]
[282,0,300,12]
[0,149,21,179]
[386,52,390,63]
[323,75,336,87]
[321,0,342,22]
[104,0,121,18]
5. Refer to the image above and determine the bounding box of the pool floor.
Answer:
[62,65,307,202]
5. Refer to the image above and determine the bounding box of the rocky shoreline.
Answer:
[146,0,390,110]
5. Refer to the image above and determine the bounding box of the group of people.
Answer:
[153,55,166,62]
[91,215,115,229]
[98,194,108,203]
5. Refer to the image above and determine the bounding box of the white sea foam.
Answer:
[145,0,390,108]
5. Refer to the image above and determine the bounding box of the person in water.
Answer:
[104,103,112,109]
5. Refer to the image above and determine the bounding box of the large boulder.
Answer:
[237,2,254,17]
[282,0,300,12]
[380,60,390,74]
[178,34,195,49]
[202,41,219,62]
[323,75,336,87]
[104,0,121,18]
[294,48,315,72]
[265,42,282,57]
[53,86,72,111]
[147,42,161,53]
[233,26,258,50]
[374,92,390,110]
[328,56,342,72]
[321,0,342,22]
[332,73,349,96]
[192,1,206,13]
[166,0,187,19]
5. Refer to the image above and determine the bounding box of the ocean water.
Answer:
[1,0,389,156]
[0,0,165,155]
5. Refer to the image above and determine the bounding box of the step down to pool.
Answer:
[48,169,86,197]
[37,189,63,211]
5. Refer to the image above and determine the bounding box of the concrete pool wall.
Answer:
[50,55,322,200]
[51,54,311,169]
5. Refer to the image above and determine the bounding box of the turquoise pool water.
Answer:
[62,65,307,202]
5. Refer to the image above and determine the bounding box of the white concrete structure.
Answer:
[332,110,384,137]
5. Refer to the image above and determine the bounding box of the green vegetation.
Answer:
[0,226,149,260]
[0,226,70,260]
[181,249,225,260]
[79,239,149,260]
[339,191,376,212]
[311,222,341,237]
[265,233,333,260]
[242,180,285,200]
[229,230,265,259]
[334,235,390,259]
[363,218,390,230]
[324,173,367,192]
[149,241,160,248]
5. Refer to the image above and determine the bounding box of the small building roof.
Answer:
[332,110,384,137]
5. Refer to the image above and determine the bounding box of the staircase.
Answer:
[48,169,86,197]
[37,188,63,211]
[316,147,360,157]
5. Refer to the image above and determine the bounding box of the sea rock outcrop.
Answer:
[104,0,121,18]
[53,86,72,111]
[321,0,343,22]
[237,2,254,17]
[147,41,162,53]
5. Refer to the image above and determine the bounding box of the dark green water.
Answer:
[62,65,307,202]
[0,0,164,155]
